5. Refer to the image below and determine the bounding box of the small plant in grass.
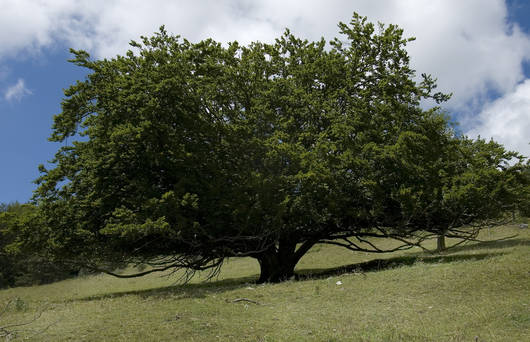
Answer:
[314,285,321,296]
[13,297,27,312]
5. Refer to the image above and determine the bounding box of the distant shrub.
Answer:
[0,247,80,288]
[0,202,79,288]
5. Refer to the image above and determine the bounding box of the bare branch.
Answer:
[0,300,57,341]
[229,298,264,305]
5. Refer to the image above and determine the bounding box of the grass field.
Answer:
[1,225,529,341]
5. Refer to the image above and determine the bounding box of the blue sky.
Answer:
[1,0,530,204]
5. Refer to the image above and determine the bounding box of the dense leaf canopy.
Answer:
[25,14,526,282]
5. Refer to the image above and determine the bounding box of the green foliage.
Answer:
[0,203,32,287]
[389,134,525,246]
[0,203,79,288]
[27,14,526,282]
[366,115,527,251]
[517,163,530,218]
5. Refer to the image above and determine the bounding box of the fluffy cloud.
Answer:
[0,0,529,151]
[467,79,530,157]
[2,1,528,106]
[4,78,32,102]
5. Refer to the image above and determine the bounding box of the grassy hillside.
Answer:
[1,225,529,341]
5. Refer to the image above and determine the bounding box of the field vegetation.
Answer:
[1,225,528,341]
[1,13,528,342]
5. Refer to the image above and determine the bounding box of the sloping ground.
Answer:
[1,225,529,341]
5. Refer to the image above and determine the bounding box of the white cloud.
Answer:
[467,80,530,157]
[1,1,528,106]
[4,78,32,102]
[0,0,529,151]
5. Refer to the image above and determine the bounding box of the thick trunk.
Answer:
[436,234,446,252]
[255,238,317,283]
[256,254,296,283]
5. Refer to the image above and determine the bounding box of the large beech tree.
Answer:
[25,14,520,283]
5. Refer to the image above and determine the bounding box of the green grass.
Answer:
[1,225,529,341]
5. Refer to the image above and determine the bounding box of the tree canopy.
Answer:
[24,14,526,283]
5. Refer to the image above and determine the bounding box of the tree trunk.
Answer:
[256,253,296,283]
[436,234,446,252]
[254,238,317,283]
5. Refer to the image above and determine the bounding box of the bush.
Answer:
[0,202,79,288]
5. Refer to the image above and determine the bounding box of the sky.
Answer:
[1,0,530,204]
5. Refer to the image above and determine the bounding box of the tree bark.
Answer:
[255,238,317,283]
[256,253,296,283]
[436,234,446,252]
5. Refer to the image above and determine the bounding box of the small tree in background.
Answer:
[427,138,527,251]
[374,133,526,252]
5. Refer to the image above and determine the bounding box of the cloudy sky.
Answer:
[1,0,529,204]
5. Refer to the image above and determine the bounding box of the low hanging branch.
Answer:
[64,255,225,280]
[421,215,520,253]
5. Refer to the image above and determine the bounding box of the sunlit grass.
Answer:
[1,225,529,341]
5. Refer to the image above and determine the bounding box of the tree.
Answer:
[26,14,496,283]
[425,138,526,251]
[0,202,33,287]
[368,129,526,252]
[0,203,79,288]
